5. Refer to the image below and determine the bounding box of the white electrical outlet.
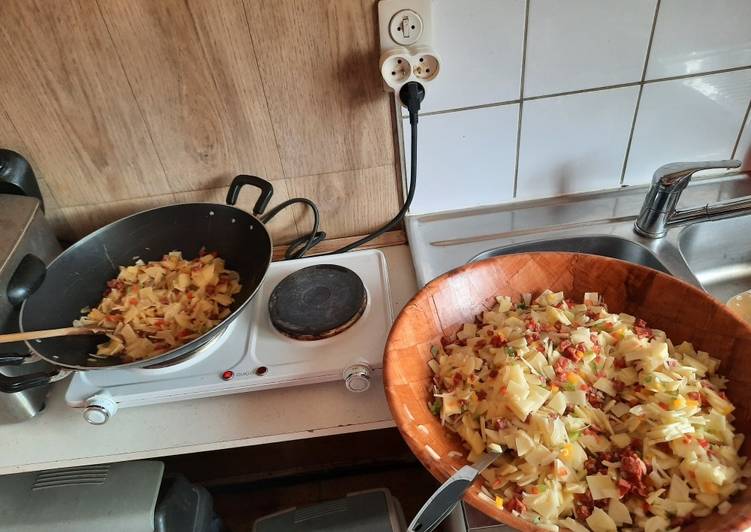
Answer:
[378,0,432,51]
[378,0,440,95]
[389,9,423,46]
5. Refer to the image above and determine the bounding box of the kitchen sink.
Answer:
[409,172,751,294]
[679,217,751,302]
[470,235,670,274]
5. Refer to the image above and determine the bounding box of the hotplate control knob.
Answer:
[83,394,118,425]
[343,363,371,393]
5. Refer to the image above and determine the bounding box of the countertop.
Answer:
[0,245,417,475]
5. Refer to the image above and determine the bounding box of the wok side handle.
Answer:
[0,371,56,393]
[7,254,47,307]
[226,175,274,216]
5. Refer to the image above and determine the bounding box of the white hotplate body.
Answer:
[65,249,393,411]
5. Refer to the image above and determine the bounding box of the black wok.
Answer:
[14,175,274,380]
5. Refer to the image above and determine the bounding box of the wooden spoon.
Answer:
[0,327,109,344]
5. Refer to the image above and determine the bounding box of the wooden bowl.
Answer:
[384,253,751,531]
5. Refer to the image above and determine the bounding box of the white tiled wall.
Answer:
[524,0,655,97]
[517,87,639,198]
[624,69,751,185]
[405,0,751,215]
[403,105,518,213]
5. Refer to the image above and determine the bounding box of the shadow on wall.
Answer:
[552,161,581,196]
[742,142,751,172]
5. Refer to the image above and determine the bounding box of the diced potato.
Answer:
[564,390,587,406]
[586,507,617,532]
[594,377,617,397]
[610,402,630,418]
[547,391,567,415]
[524,444,555,467]
[559,518,590,532]
[644,515,669,532]
[515,430,535,456]
[441,395,461,417]
[668,474,690,502]
[586,474,618,500]
[608,498,632,525]
[580,434,611,453]
[547,306,571,325]
[458,416,485,455]
[457,323,478,340]
[611,433,631,448]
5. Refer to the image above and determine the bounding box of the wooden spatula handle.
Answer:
[0,327,106,344]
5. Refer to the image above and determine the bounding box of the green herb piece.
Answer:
[517,303,528,310]
[590,361,598,372]
[430,345,439,357]
[506,347,516,357]
[568,430,581,441]
[429,398,442,416]
[563,383,576,392]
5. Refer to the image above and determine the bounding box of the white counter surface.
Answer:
[0,246,417,475]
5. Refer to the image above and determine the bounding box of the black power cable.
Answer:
[263,81,425,259]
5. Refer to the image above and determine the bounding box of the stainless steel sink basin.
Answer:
[679,217,751,302]
[471,235,670,274]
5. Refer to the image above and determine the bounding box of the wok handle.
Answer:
[226,175,274,216]
[0,354,30,365]
[7,254,47,307]
[0,370,56,393]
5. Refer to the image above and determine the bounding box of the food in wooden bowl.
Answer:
[383,253,751,531]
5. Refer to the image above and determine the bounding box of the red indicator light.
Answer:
[221,370,234,381]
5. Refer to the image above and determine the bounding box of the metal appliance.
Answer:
[0,151,61,423]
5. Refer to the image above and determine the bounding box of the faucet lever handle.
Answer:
[654,160,741,186]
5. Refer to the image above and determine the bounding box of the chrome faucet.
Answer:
[634,159,744,238]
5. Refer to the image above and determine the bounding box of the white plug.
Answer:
[378,0,440,96]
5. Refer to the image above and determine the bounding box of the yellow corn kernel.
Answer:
[672,396,686,410]
[612,331,623,341]
[495,496,504,509]
[703,483,719,494]
[550,384,560,393]
[567,373,581,385]
[560,444,572,458]
[686,399,699,408]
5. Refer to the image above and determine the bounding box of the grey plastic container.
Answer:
[0,461,220,532]
[253,488,405,532]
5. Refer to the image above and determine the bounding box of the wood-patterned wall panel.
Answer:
[0,0,170,206]
[244,0,395,178]
[0,106,27,156]
[0,0,401,245]
[286,165,399,239]
[98,0,284,190]
[173,181,298,244]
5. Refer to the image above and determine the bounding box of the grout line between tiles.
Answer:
[731,98,751,159]
[406,99,521,119]
[620,0,661,185]
[404,64,751,119]
[524,80,642,102]
[620,85,645,186]
[640,0,660,82]
[512,0,530,198]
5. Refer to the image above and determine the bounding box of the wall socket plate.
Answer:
[378,0,433,51]
[377,0,440,95]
